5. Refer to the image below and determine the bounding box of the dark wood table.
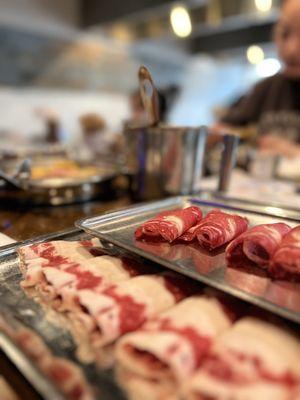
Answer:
[0,196,132,242]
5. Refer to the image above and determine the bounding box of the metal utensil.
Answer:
[0,169,25,190]
[218,134,239,192]
[0,158,32,190]
[138,65,160,126]
[15,158,32,181]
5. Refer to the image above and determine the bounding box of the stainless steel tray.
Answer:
[0,229,126,400]
[205,190,300,213]
[77,196,300,324]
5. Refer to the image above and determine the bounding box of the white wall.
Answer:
[0,87,130,140]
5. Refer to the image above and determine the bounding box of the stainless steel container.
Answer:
[218,134,239,192]
[124,124,208,200]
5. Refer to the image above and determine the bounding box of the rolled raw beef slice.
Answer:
[135,207,202,242]
[60,256,153,310]
[18,238,152,308]
[72,273,198,347]
[115,296,233,384]
[270,226,300,280]
[226,223,291,267]
[19,239,101,287]
[19,239,100,265]
[38,257,125,308]
[26,254,152,311]
[194,209,248,250]
[45,358,93,400]
[15,328,93,400]
[183,317,300,400]
[177,224,200,243]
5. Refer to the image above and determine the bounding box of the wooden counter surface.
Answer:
[0,196,132,242]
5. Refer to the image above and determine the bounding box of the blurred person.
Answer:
[35,107,65,144]
[213,0,300,158]
[78,113,122,160]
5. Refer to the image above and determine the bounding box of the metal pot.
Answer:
[124,124,208,200]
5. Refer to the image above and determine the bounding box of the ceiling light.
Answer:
[255,0,272,12]
[255,58,281,78]
[247,45,265,64]
[170,5,192,38]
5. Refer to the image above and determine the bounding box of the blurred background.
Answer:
[0,0,281,139]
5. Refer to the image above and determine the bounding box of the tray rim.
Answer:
[206,190,300,213]
[77,195,300,226]
[76,195,300,324]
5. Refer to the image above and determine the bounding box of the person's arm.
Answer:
[212,77,272,136]
[258,134,300,158]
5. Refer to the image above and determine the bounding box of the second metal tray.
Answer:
[0,229,126,400]
[77,196,300,324]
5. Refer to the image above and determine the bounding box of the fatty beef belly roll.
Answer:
[226,223,291,268]
[115,365,179,400]
[135,207,202,242]
[183,317,300,400]
[18,239,100,287]
[72,273,198,348]
[115,296,233,385]
[19,238,152,311]
[45,358,94,400]
[270,226,300,280]
[15,328,94,400]
[40,255,150,311]
[181,209,248,250]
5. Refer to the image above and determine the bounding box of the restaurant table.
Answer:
[0,196,132,242]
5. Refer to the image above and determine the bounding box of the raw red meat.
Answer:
[270,226,300,281]
[135,206,202,242]
[12,328,93,400]
[115,296,232,388]
[177,224,200,242]
[71,272,199,347]
[18,240,153,312]
[182,318,300,400]
[226,223,291,268]
[191,209,248,250]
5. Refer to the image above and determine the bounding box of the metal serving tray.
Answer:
[204,190,300,213]
[77,196,300,324]
[0,229,126,400]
